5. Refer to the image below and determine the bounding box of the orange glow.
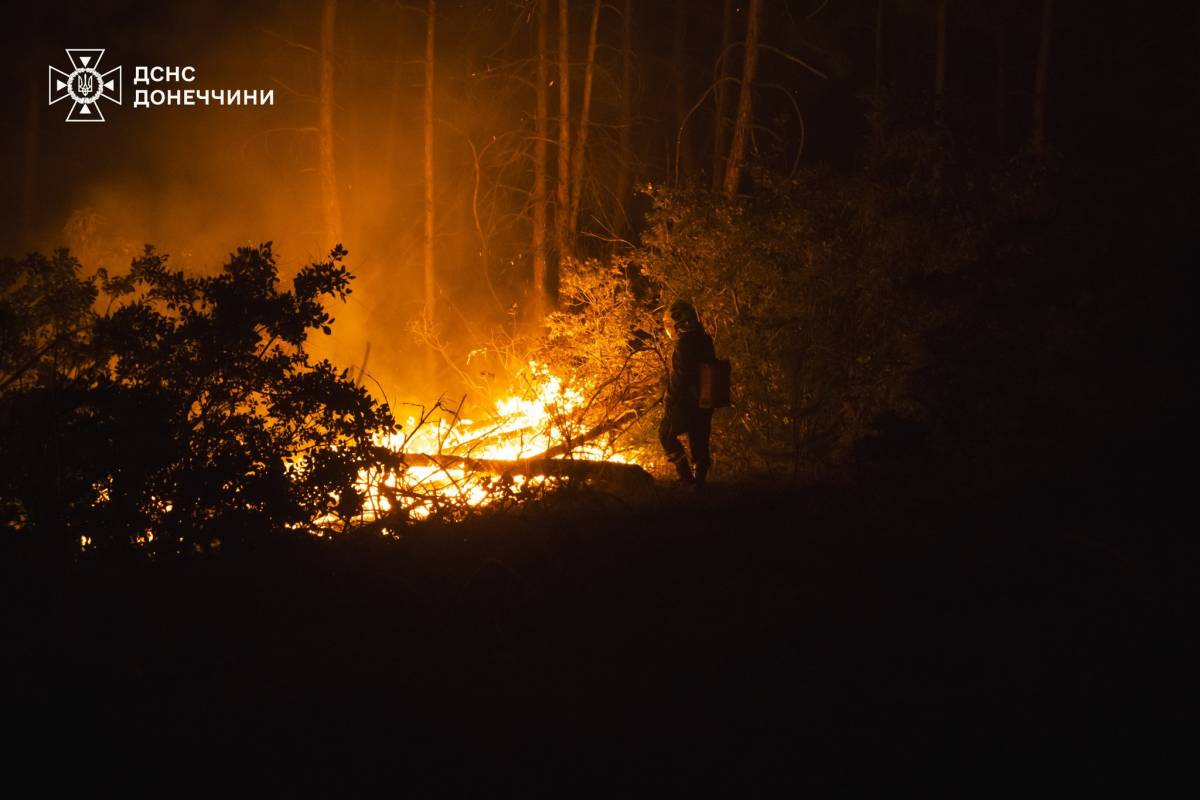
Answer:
[327,360,645,529]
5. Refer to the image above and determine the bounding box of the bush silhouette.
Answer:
[0,243,396,558]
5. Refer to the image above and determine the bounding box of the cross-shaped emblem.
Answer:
[49,49,122,122]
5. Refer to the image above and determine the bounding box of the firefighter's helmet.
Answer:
[663,300,698,339]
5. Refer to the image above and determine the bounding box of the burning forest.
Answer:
[0,0,1192,785]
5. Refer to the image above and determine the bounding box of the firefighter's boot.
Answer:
[670,454,695,484]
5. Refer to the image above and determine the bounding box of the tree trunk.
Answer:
[875,0,885,94]
[22,75,38,247]
[381,48,403,210]
[423,0,436,322]
[712,0,735,190]
[934,0,946,119]
[722,0,761,199]
[403,452,653,489]
[346,30,361,242]
[532,0,550,318]
[318,0,343,251]
[995,18,1006,152]
[1032,0,1054,156]
[615,0,633,231]
[403,407,648,485]
[672,0,691,181]
[555,0,571,280]
[569,0,601,237]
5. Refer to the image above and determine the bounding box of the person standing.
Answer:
[659,300,715,489]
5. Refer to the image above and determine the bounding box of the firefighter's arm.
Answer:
[674,337,702,406]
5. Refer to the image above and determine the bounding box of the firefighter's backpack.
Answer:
[698,359,732,409]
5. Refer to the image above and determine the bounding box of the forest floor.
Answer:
[4,438,1194,788]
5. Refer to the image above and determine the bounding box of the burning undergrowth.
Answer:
[309,260,673,533]
[333,357,660,532]
[0,244,674,557]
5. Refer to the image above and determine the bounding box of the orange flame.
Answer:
[333,361,643,528]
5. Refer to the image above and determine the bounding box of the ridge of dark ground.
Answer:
[3,432,1193,788]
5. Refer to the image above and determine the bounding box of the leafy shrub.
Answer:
[0,244,396,557]
[546,115,990,480]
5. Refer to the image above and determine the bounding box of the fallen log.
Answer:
[395,404,654,491]
[448,406,642,459]
[401,451,654,490]
[530,408,641,460]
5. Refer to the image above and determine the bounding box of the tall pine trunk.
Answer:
[672,0,691,181]
[532,0,550,317]
[22,75,38,246]
[875,0,885,94]
[934,0,946,118]
[381,48,402,209]
[712,0,735,190]
[995,18,1006,152]
[723,0,761,199]
[555,0,571,277]
[615,0,633,232]
[569,0,601,237]
[1032,0,1054,156]
[318,0,342,251]
[423,0,436,321]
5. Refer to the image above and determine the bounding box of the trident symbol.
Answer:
[77,74,94,96]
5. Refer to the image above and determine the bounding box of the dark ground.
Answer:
[3,438,1194,789]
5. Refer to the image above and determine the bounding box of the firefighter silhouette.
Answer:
[659,300,716,488]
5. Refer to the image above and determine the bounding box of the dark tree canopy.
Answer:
[0,244,397,558]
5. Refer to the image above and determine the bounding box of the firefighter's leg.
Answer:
[688,410,713,488]
[659,412,694,483]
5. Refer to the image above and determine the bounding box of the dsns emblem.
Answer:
[48,49,122,122]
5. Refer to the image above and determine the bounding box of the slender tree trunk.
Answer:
[22,76,38,246]
[875,0,885,94]
[712,0,735,190]
[555,0,571,277]
[423,0,436,321]
[318,0,342,251]
[615,0,633,231]
[569,0,601,237]
[381,48,403,207]
[672,0,691,181]
[723,0,761,199]
[346,30,361,239]
[934,0,946,119]
[1032,0,1054,156]
[995,18,1006,152]
[532,0,550,317]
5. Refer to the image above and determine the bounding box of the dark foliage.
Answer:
[0,244,396,558]
[554,87,1178,488]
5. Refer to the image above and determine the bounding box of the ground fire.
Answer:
[327,360,654,530]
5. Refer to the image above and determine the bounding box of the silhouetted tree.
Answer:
[712,0,736,189]
[615,0,634,232]
[319,0,343,250]
[555,0,572,275]
[569,0,602,239]
[533,0,551,317]
[723,0,761,198]
[0,245,396,558]
[1032,0,1054,155]
[424,0,437,320]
